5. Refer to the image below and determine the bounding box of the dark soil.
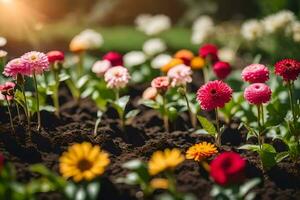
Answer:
[0,86,299,200]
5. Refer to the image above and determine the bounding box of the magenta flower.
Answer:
[199,44,219,63]
[197,80,233,111]
[244,83,272,105]
[21,51,50,75]
[104,66,130,89]
[0,81,15,101]
[213,61,231,79]
[47,51,65,63]
[241,64,269,83]
[167,64,192,87]
[3,58,31,78]
[103,51,123,66]
[274,59,300,82]
[151,76,170,94]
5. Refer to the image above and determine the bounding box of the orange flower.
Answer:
[191,56,205,70]
[186,142,218,162]
[174,49,194,65]
[150,178,169,189]
[161,58,183,73]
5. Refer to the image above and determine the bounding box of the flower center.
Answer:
[30,55,38,61]
[255,85,260,89]
[77,159,92,172]
[285,63,292,68]
[210,89,217,95]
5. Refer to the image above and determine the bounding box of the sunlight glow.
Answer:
[0,0,14,5]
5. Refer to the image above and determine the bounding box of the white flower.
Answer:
[70,29,103,52]
[0,50,7,58]
[218,48,236,63]
[192,15,214,31]
[291,21,300,42]
[151,54,172,69]
[135,14,171,35]
[262,10,295,34]
[124,51,146,67]
[241,20,264,41]
[92,60,111,77]
[0,37,7,47]
[167,64,192,87]
[143,38,167,56]
[191,15,215,45]
[104,66,130,89]
[191,31,211,45]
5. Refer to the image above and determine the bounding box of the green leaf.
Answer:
[238,144,260,152]
[197,115,217,136]
[240,178,260,197]
[125,109,140,120]
[122,160,144,170]
[139,99,160,109]
[259,144,277,170]
[76,75,90,88]
[275,151,289,163]
[116,95,130,110]
[167,106,178,122]
[87,182,101,200]
[59,73,70,82]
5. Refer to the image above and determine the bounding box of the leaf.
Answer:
[167,106,178,122]
[59,73,70,82]
[116,95,130,110]
[125,109,140,120]
[240,178,260,197]
[87,182,101,200]
[259,144,277,170]
[75,186,86,200]
[197,115,217,136]
[238,144,261,152]
[122,160,144,170]
[275,151,289,163]
[76,75,90,88]
[139,99,160,109]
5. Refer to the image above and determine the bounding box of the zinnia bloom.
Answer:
[199,44,219,63]
[47,51,65,63]
[191,56,205,70]
[3,58,31,77]
[142,87,158,100]
[186,142,218,162]
[148,148,184,175]
[59,142,110,182]
[21,51,50,75]
[151,76,170,94]
[274,59,300,81]
[244,83,272,105]
[241,64,269,83]
[104,66,130,89]
[196,80,233,111]
[213,61,231,79]
[161,58,183,73]
[92,60,111,77]
[167,64,192,87]
[174,49,194,65]
[210,152,246,186]
[0,81,15,100]
[103,51,123,66]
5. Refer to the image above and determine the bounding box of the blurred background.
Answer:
[0,0,299,58]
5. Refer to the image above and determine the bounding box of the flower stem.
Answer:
[77,52,84,77]
[15,103,21,123]
[21,84,31,129]
[203,66,209,83]
[5,96,15,134]
[215,108,221,147]
[52,69,60,117]
[163,94,169,132]
[33,73,41,131]
[287,81,297,125]
[257,105,262,149]
[183,92,196,129]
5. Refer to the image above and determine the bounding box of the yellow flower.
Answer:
[150,178,169,189]
[186,142,218,162]
[59,142,110,182]
[161,58,183,73]
[148,148,184,175]
[191,56,205,70]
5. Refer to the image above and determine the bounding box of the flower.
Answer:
[199,44,219,62]
[241,20,264,41]
[148,148,184,175]
[190,56,205,70]
[244,83,272,105]
[47,51,65,63]
[3,58,31,77]
[143,38,166,56]
[218,47,236,63]
[135,14,171,36]
[151,54,172,69]
[213,61,231,79]
[0,153,4,171]
[191,16,215,45]
[174,49,194,65]
[151,76,170,94]
[210,152,246,186]
[262,10,295,34]
[241,64,269,83]
[186,142,218,162]
[192,15,214,31]
[104,66,130,89]
[196,80,233,111]
[0,81,15,100]
[92,60,111,77]
[70,29,103,52]
[0,36,7,47]
[167,64,192,87]
[124,51,146,68]
[161,58,183,73]
[0,50,7,58]
[142,87,158,100]
[291,21,300,42]
[21,51,50,75]
[274,59,300,81]
[103,51,123,66]
[59,142,110,182]
[150,178,169,189]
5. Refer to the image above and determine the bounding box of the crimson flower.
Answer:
[196,80,233,111]
[244,83,272,105]
[241,64,269,83]
[103,51,123,66]
[274,59,300,82]
[213,61,231,79]
[199,44,219,63]
[0,81,15,100]
[210,152,246,186]
[47,51,65,63]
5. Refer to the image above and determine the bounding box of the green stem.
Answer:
[21,84,31,129]
[184,93,197,129]
[203,66,209,83]
[163,94,169,132]
[53,69,60,117]
[287,81,297,125]
[77,52,84,77]
[215,108,221,147]
[257,105,262,149]
[15,103,21,123]
[5,96,15,134]
[33,73,41,131]
[115,89,120,101]
[93,118,101,137]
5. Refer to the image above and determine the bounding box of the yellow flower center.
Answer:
[77,159,92,172]
[30,55,38,61]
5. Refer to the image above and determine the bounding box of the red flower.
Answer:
[199,44,219,63]
[241,64,269,83]
[196,80,233,111]
[244,83,272,105]
[274,59,300,82]
[151,76,170,94]
[210,152,246,186]
[47,51,65,63]
[0,81,15,100]
[213,61,231,79]
[0,153,4,171]
[103,51,123,66]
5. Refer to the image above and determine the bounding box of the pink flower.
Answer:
[92,60,112,77]
[47,51,65,63]
[213,61,231,79]
[167,64,192,87]
[244,83,272,105]
[196,80,233,111]
[103,51,123,66]
[3,58,31,77]
[241,64,269,83]
[104,66,130,89]
[151,76,170,94]
[274,59,300,82]
[199,44,219,63]
[21,51,50,75]
[142,87,158,100]
[0,81,15,101]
